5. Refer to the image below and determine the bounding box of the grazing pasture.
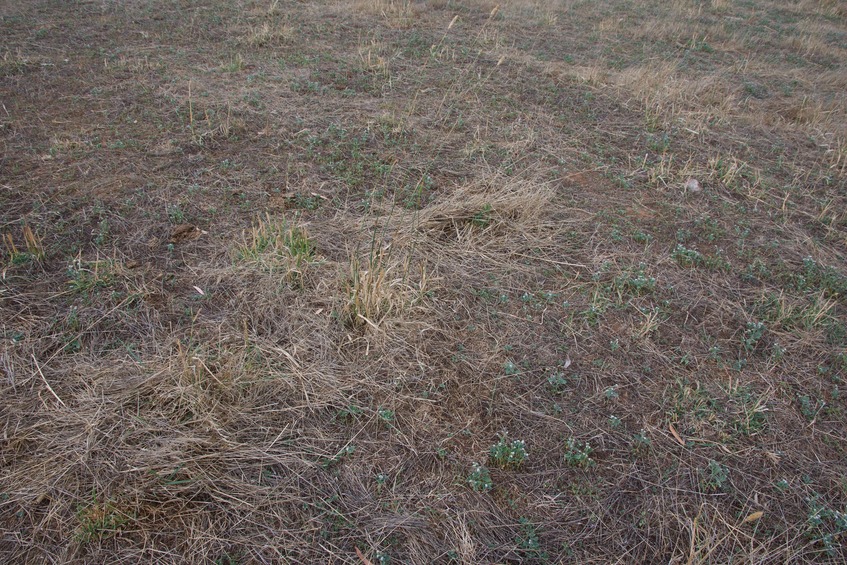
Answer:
[1,0,846,562]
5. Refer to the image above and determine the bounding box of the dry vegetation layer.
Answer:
[2,0,847,562]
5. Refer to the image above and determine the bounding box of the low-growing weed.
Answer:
[563,438,593,467]
[467,462,493,492]
[700,459,729,492]
[806,493,847,557]
[515,517,548,560]
[489,434,528,469]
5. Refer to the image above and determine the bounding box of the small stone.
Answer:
[685,178,702,193]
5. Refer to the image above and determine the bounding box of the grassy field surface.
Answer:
[2,0,847,562]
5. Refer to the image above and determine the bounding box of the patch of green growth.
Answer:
[290,78,327,95]
[795,257,847,297]
[167,204,186,223]
[805,493,847,557]
[671,244,730,271]
[293,193,322,211]
[75,492,129,543]
[221,53,245,72]
[307,64,387,96]
[378,407,395,427]
[515,517,548,560]
[373,550,392,565]
[67,259,117,296]
[632,230,653,244]
[612,263,656,300]
[503,361,519,376]
[94,218,110,246]
[489,434,528,469]
[547,369,569,394]
[694,215,725,242]
[3,224,46,264]
[214,553,241,565]
[400,173,434,210]
[563,438,593,467]
[238,214,314,285]
[769,342,786,364]
[700,459,729,492]
[742,321,766,353]
[312,494,352,538]
[304,124,393,192]
[797,393,825,422]
[647,132,671,153]
[668,377,721,421]
[474,287,509,304]
[472,203,494,228]
[631,429,651,455]
[321,444,356,469]
[579,294,608,327]
[742,81,768,99]
[671,243,705,267]
[467,462,493,492]
[335,404,363,422]
[729,386,768,436]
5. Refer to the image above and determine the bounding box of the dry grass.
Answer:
[1,0,846,563]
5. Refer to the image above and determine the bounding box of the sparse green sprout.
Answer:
[547,370,568,394]
[563,438,593,467]
[489,435,528,469]
[701,459,729,492]
[239,214,315,285]
[770,342,786,363]
[472,203,493,228]
[515,517,546,558]
[742,321,766,352]
[613,264,656,299]
[806,494,847,556]
[503,361,519,376]
[222,53,245,73]
[94,219,109,246]
[539,290,557,302]
[75,493,128,543]
[631,429,652,454]
[797,256,847,297]
[671,244,705,268]
[633,230,653,244]
[468,462,493,492]
[378,407,395,425]
[66,259,116,295]
[375,473,389,489]
[603,386,619,400]
[797,394,824,422]
[608,415,622,429]
[647,132,671,153]
[321,444,356,469]
[336,404,363,422]
[167,204,185,223]
[708,344,722,361]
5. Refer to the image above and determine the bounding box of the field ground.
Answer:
[2,0,847,562]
